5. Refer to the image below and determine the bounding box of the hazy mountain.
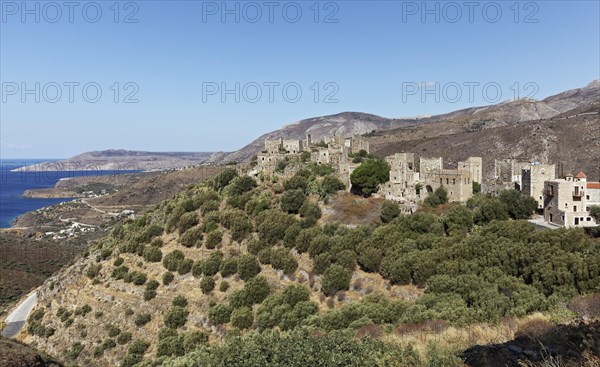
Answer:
[14,150,213,172]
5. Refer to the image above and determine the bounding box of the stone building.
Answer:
[543,172,597,228]
[521,163,556,210]
[419,157,443,183]
[418,156,480,203]
[459,157,482,184]
[382,153,420,202]
[587,181,600,210]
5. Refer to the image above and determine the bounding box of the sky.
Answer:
[1,0,599,158]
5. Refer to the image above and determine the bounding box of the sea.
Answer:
[0,159,136,228]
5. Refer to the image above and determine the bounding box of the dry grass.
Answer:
[325,192,383,225]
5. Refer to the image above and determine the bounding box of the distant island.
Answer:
[12,149,214,172]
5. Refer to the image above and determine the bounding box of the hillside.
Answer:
[204,112,415,164]
[369,102,600,179]
[15,150,213,172]
[206,81,599,165]
[14,165,600,366]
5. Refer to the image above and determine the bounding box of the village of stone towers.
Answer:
[253,133,599,229]
[2,1,600,365]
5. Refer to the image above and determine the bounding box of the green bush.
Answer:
[281,189,306,214]
[130,271,147,285]
[106,324,121,337]
[424,187,449,207]
[219,258,238,277]
[177,258,194,275]
[114,257,124,266]
[164,306,189,329]
[117,331,132,345]
[237,255,261,280]
[163,250,185,272]
[86,263,102,279]
[180,226,203,248]
[321,264,352,295]
[219,281,230,292]
[172,295,188,307]
[231,307,254,329]
[178,212,199,235]
[162,271,175,285]
[205,230,222,249]
[143,245,163,262]
[380,200,400,223]
[128,339,150,355]
[200,276,216,294]
[208,304,232,325]
[135,313,152,327]
[67,342,84,360]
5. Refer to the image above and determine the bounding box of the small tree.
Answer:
[424,187,448,207]
[350,158,390,196]
[380,200,400,223]
[321,264,352,295]
[200,276,216,294]
[281,189,306,214]
[238,255,261,280]
[231,307,254,329]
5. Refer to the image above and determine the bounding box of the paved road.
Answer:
[1,291,38,338]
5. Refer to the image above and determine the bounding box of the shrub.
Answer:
[144,290,157,301]
[227,176,257,196]
[135,313,152,327]
[180,227,203,248]
[281,189,306,214]
[165,306,189,329]
[143,245,163,262]
[321,264,352,295]
[231,307,254,329]
[117,331,132,345]
[177,258,194,275]
[258,248,272,265]
[130,271,147,285]
[128,339,150,355]
[173,295,188,307]
[106,324,121,337]
[151,238,164,247]
[424,187,448,207]
[206,230,222,249]
[86,263,102,279]
[320,175,346,196]
[313,252,332,275]
[163,250,185,272]
[178,212,199,235]
[335,249,357,271]
[270,248,298,275]
[120,353,142,367]
[237,255,261,280]
[219,258,238,277]
[146,279,159,291]
[162,271,175,285]
[380,200,400,223]
[299,201,322,226]
[183,331,208,353]
[114,257,124,266]
[219,281,230,292]
[208,304,232,325]
[67,342,84,360]
[200,276,216,294]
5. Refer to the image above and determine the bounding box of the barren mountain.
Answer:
[15,150,213,172]
[206,81,599,165]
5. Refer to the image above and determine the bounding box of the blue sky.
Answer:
[1,0,599,158]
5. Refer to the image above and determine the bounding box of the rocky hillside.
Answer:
[206,81,599,165]
[0,337,62,367]
[369,101,600,179]
[15,150,213,172]
[15,165,600,367]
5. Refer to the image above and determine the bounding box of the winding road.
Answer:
[1,290,38,338]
